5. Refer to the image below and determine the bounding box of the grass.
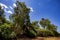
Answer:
[17,37,60,40]
[44,37,60,40]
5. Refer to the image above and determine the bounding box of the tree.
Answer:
[0,5,6,26]
[40,18,51,30]
[10,1,37,37]
[48,24,57,31]
[31,21,40,31]
[40,18,57,31]
[40,18,59,36]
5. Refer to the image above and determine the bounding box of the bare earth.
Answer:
[17,37,60,40]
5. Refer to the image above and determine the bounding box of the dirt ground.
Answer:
[44,37,60,40]
[17,37,60,40]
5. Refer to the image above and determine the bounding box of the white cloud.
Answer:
[0,3,8,9]
[13,3,17,7]
[9,6,13,9]
[7,11,13,14]
[4,9,13,14]
[29,7,34,12]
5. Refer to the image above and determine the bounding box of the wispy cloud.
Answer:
[0,3,13,14]
[4,9,13,14]
[13,3,17,7]
[7,11,13,14]
[29,7,34,12]
[0,3,8,9]
[9,6,13,9]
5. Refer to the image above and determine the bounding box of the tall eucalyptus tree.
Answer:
[10,1,37,35]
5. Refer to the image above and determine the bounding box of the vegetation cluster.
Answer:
[0,1,60,40]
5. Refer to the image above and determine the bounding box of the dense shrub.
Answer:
[52,30,60,37]
[0,23,16,39]
[25,29,37,38]
[37,29,54,37]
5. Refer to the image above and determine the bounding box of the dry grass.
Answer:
[17,37,60,40]
[44,37,60,40]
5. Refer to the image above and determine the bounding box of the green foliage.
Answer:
[39,18,60,37]
[37,29,54,37]
[40,18,51,30]
[0,1,60,40]
[0,23,16,39]
[47,24,57,31]
[27,29,37,37]
[10,1,30,35]
[52,30,59,37]
[0,5,5,26]
[10,1,38,38]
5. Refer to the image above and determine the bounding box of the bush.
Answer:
[0,23,16,39]
[52,30,60,37]
[29,30,37,37]
[37,29,54,37]
[24,29,37,38]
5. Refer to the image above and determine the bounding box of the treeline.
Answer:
[0,1,60,40]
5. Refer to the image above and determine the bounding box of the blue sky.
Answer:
[0,0,60,32]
